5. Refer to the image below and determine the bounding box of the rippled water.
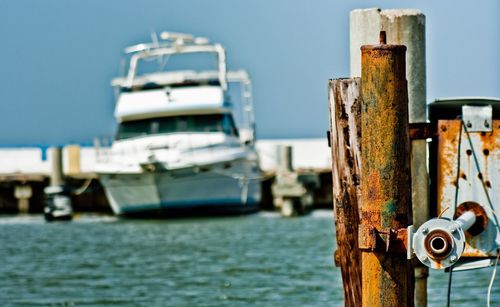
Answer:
[0,211,498,306]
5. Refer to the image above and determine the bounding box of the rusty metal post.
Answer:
[359,32,414,307]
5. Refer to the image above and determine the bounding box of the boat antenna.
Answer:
[150,30,160,47]
[151,30,169,70]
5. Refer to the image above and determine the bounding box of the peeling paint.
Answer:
[437,120,500,256]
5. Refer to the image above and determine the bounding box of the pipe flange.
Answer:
[413,218,466,269]
[424,229,454,259]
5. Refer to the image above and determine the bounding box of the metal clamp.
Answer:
[358,224,408,253]
[462,105,492,132]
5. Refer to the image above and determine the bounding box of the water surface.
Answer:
[0,212,498,306]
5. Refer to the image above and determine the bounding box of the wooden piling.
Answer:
[359,34,414,306]
[66,145,81,175]
[328,78,362,306]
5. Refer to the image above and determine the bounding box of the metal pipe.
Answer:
[430,236,448,254]
[424,229,453,259]
[360,32,413,307]
[422,211,476,261]
[455,210,477,232]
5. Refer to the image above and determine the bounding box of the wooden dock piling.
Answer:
[328,78,362,306]
[359,33,413,306]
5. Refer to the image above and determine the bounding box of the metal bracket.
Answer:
[462,105,492,132]
[407,225,414,260]
[358,224,409,253]
[409,123,433,140]
[445,258,497,272]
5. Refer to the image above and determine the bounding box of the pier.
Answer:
[0,139,333,214]
[0,146,107,214]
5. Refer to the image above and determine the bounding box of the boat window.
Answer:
[116,114,239,140]
[115,120,150,140]
[151,121,160,134]
[135,53,218,78]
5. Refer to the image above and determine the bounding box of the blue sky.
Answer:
[0,0,498,146]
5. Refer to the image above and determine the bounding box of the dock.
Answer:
[0,139,333,214]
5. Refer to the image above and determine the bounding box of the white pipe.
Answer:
[455,211,477,232]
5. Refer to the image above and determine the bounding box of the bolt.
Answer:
[421,256,429,263]
[450,226,458,234]
[484,120,490,128]
[466,121,472,128]
[422,227,429,235]
[450,255,457,263]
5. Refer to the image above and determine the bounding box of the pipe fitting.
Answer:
[424,229,453,259]
[412,217,466,269]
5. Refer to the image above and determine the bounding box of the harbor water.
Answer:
[0,211,498,306]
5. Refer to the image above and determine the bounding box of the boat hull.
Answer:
[99,160,261,216]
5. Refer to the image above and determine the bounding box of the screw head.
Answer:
[450,255,457,263]
[421,256,429,263]
[422,227,429,235]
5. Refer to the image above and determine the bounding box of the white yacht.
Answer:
[96,32,261,216]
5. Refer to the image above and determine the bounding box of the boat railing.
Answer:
[227,70,255,145]
[94,132,237,165]
[123,32,227,90]
[93,136,113,163]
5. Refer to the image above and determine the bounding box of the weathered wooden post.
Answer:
[328,78,362,306]
[359,32,413,306]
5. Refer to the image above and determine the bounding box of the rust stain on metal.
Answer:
[462,245,490,258]
[436,120,462,208]
[423,229,453,259]
[409,122,433,140]
[436,120,499,257]
[395,228,409,252]
[454,201,489,236]
[358,224,409,253]
[360,39,413,307]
